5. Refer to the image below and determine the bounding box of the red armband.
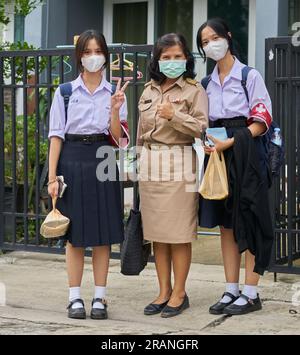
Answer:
[248,103,272,129]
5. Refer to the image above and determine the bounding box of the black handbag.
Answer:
[121,195,151,276]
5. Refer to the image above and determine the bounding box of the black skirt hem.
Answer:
[59,235,123,248]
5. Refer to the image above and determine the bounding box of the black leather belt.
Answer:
[211,117,248,128]
[65,133,109,144]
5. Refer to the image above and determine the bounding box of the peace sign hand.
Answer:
[111,79,130,112]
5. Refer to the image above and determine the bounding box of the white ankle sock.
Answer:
[220,283,240,304]
[234,285,258,306]
[69,287,83,309]
[93,286,106,310]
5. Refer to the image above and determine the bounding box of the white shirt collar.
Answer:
[72,74,112,94]
[211,57,245,85]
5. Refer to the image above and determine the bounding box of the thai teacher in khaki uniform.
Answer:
[137,33,208,318]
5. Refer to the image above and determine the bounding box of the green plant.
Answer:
[4,113,48,210]
[2,42,63,213]
[0,41,48,83]
[13,0,44,17]
[0,0,44,25]
[28,76,60,124]
[0,2,10,25]
[16,218,37,243]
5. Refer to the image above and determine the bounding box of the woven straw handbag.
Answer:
[40,197,70,238]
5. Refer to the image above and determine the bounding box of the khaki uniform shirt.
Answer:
[137,76,208,146]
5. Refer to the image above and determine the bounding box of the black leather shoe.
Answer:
[223,294,262,316]
[161,294,190,318]
[144,300,170,316]
[209,292,240,315]
[91,298,108,320]
[67,299,86,320]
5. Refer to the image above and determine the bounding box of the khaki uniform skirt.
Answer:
[139,143,198,244]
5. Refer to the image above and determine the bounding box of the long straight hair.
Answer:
[196,18,235,62]
[75,30,109,73]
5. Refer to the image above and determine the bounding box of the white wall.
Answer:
[248,0,256,68]
[0,1,43,46]
[24,5,43,47]
[255,0,279,77]
[1,2,14,43]
[192,0,281,79]
[0,24,3,43]
[193,0,208,81]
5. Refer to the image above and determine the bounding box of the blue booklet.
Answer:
[205,127,228,146]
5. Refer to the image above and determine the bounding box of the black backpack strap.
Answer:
[59,82,116,123]
[59,82,73,123]
[241,66,253,103]
[201,75,212,91]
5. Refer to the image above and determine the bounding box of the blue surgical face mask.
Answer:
[159,60,187,79]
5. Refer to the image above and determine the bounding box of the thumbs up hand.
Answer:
[157,95,175,120]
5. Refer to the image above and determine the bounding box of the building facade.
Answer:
[2,0,300,77]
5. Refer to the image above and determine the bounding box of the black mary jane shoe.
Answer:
[223,294,262,316]
[144,300,170,316]
[67,299,86,320]
[161,294,190,318]
[91,298,108,320]
[209,292,241,315]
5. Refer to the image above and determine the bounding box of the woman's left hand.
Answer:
[111,79,129,112]
[206,135,234,153]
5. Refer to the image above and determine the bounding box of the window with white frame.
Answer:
[156,0,194,48]
[103,0,155,44]
[289,0,300,34]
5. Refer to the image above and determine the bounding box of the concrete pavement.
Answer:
[0,251,299,335]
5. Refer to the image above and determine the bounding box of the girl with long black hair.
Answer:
[197,18,274,316]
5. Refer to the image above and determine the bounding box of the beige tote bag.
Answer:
[199,150,229,200]
[40,197,70,238]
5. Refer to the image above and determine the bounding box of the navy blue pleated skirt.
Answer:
[199,125,270,229]
[56,140,124,248]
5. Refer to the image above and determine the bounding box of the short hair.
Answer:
[148,33,196,84]
[75,30,109,73]
[196,18,235,62]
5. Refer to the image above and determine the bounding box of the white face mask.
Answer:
[203,38,229,62]
[81,54,106,73]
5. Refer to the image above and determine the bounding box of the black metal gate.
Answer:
[266,37,300,274]
[0,45,153,257]
[2,40,300,275]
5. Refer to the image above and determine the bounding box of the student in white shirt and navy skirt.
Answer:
[47,30,130,320]
[197,18,274,316]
